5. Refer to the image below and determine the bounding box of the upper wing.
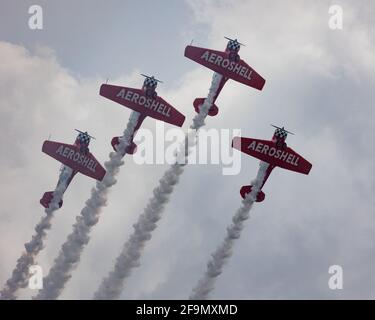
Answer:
[100,84,185,127]
[42,141,106,181]
[232,137,312,175]
[184,45,266,90]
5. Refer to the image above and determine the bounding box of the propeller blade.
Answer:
[224,36,245,46]
[270,124,294,135]
[140,73,163,83]
[75,129,96,140]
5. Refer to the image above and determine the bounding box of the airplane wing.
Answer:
[42,141,106,181]
[184,45,265,90]
[232,137,312,175]
[100,84,185,127]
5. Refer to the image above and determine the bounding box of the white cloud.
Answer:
[1,0,375,299]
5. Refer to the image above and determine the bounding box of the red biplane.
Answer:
[184,37,266,116]
[99,74,185,155]
[40,130,106,208]
[232,125,312,202]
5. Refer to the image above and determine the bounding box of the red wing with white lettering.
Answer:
[42,141,106,181]
[232,137,312,175]
[184,45,265,90]
[100,84,185,127]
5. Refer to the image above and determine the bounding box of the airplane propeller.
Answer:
[224,36,246,46]
[140,74,163,83]
[75,129,96,140]
[271,124,294,135]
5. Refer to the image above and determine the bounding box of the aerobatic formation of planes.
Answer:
[40,37,312,222]
[40,37,312,209]
[20,37,315,301]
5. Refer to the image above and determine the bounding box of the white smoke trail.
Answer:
[0,167,72,300]
[189,161,269,300]
[93,72,223,300]
[33,112,140,300]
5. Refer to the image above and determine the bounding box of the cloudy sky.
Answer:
[0,0,375,299]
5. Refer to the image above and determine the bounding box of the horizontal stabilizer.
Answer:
[240,185,265,202]
[111,137,138,155]
[193,98,219,116]
[40,191,63,209]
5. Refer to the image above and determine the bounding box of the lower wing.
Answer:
[232,136,312,175]
[42,141,106,181]
[100,84,185,127]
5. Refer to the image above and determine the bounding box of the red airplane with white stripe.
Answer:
[99,74,185,155]
[40,130,106,208]
[184,37,266,116]
[232,125,312,202]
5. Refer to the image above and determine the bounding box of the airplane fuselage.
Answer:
[56,165,76,196]
[204,44,242,106]
[51,138,84,201]
[256,133,290,191]
[240,134,288,201]
[40,138,87,209]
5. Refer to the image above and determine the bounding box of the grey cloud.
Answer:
[1,0,375,300]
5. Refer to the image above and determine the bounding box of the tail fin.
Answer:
[240,185,265,202]
[40,191,63,209]
[193,98,219,116]
[111,137,137,155]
